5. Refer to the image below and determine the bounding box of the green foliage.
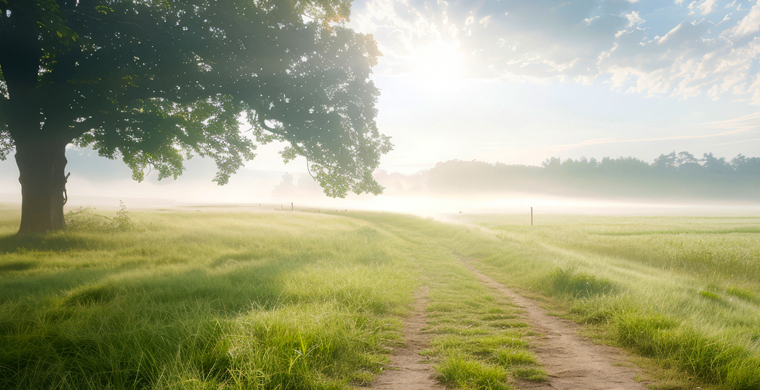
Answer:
[65,202,135,232]
[0,130,11,161]
[382,154,760,200]
[0,0,389,196]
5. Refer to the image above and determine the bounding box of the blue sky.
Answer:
[347,0,760,172]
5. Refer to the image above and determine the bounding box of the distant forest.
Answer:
[374,152,760,201]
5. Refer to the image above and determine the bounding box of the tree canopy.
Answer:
[0,0,389,198]
[372,152,760,201]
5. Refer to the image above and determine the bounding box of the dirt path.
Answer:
[371,286,444,390]
[462,263,649,390]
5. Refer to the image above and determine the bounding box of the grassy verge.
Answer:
[452,214,760,390]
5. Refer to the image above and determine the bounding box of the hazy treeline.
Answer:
[374,152,760,201]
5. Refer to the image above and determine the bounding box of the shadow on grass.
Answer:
[0,260,292,389]
[0,232,98,254]
[0,261,36,272]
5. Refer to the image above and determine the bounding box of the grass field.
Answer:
[0,206,543,390]
[452,214,760,390]
[2,205,759,389]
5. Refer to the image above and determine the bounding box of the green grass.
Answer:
[346,212,547,389]
[0,207,541,390]
[547,266,615,298]
[452,214,760,390]
[5,205,757,390]
[0,209,417,389]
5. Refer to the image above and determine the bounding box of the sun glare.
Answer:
[407,39,464,84]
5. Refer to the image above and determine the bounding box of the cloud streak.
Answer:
[544,126,756,153]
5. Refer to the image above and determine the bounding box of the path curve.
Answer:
[463,262,649,390]
[372,286,444,390]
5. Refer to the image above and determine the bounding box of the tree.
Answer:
[732,154,760,176]
[652,151,677,171]
[701,153,733,175]
[541,157,561,169]
[0,0,390,234]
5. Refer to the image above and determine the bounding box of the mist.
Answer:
[2,147,758,218]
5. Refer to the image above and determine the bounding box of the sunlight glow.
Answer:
[406,39,464,83]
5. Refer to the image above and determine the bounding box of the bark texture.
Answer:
[15,141,69,234]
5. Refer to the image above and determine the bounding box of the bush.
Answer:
[66,201,135,232]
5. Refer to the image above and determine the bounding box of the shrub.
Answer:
[66,201,135,232]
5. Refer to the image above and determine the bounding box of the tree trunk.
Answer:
[15,140,69,234]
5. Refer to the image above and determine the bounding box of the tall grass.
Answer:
[0,210,415,389]
[455,214,760,390]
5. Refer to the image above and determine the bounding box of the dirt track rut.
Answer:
[463,262,649,390]
[371,286,444,390]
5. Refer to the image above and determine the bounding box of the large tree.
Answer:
[0,0,390,234]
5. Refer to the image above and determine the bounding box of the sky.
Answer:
[346,0,760,173]
[3,0,760,205]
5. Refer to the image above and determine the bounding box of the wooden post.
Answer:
[531,207,533,226]
[291,202,293,211]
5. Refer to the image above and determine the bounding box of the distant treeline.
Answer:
[374,152,760,201]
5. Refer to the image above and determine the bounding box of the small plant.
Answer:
[64,207,110,230]
[111,201,135,231]
[65,201,134,232]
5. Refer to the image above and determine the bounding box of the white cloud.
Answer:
[732,1,760,37]
[689,0,719,15]
[625,11,644,28]
[351,0,760,103]
[716,13,732,26]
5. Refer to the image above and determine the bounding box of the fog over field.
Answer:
[2,146,757,217]
[5,1,760,218]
